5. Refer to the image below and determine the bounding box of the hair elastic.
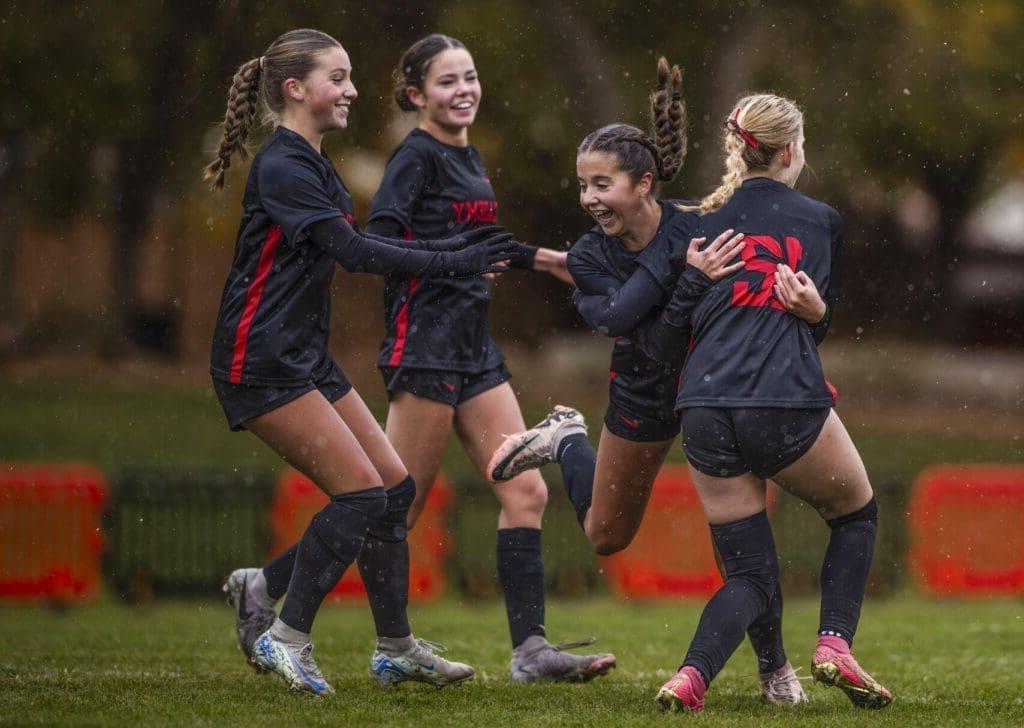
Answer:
[258,56,265,71]
[726,107,759,149]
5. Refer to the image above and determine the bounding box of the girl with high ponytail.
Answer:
[489,62,804,705]
[642,94,893,712]
[206,28,514,696]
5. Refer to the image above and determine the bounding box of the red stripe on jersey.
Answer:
[386,228,418,367]
[229,224,283,383]
[825,377,839,403]
[388,277,419,366]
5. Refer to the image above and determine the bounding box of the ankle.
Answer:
[376,634,415,656]
[817,634,851,654]
[270,617,309,646]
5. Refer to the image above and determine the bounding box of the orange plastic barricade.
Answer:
[269,469,453,601]
[601,466,722,598]
[908,464,1024,597]
[0,463,107,603]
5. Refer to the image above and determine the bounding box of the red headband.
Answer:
[726,108,760,149]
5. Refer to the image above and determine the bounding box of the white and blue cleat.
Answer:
[252,630,335,696]
[370,637,475,688]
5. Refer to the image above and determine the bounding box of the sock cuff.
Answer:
[385,476,417,508]
[497,526,542,552]
[826,496,877,529]
[554,431,589,462]
[708,508,770,538]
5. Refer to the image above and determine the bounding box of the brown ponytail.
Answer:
[202,29,343,190]
[577,56,687,195]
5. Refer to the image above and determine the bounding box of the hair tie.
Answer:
[725,107,759,149]
[258,56,265,71]
[671,91,681,102]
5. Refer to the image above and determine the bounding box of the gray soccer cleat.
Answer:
[488,406,586,483]
[370,637,476,688]
[251,630,335,696]
[222,568,275,673]
[760,661,809,705]
[510,635,616,683]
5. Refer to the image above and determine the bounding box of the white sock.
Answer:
[248,569,276,611]
[270,617,309,646]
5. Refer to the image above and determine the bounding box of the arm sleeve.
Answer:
[634,266,714,363]
[306,217,485,278]
[567,244,624,295]
[258,151,345,244]
[571,265,669,337]
[810,209,844,345]
[367,145,427,232]
[364,217,407,239]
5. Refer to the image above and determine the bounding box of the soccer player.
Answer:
[364,33,614,684]
[489,59,807,705]
[206,29,514,695]
[641,95,892,712]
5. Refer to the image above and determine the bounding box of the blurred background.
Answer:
[1,0,1022,605]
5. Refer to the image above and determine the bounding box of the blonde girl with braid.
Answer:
[639,94,891,712]
[207,28,515,695]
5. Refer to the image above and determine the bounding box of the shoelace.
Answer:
[297,643,326,679]
[519,636,598,660]
[763,666,810,699]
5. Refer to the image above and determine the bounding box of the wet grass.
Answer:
[2,595,1023,726]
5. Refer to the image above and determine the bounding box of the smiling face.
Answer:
[297,45,358,132]
[410,48,480,132]
[577,150,653,238]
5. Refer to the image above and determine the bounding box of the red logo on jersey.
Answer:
[440,380,457,393]
[452,200,498,224]
[618,414,640,429]
[731,234,804,310]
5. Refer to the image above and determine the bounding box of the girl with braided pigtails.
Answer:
[208,29,515,696]
[489,60,806,705]
[638,95,892,712]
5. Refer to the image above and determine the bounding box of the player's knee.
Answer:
[368,477,417,542]
[498,475,547,519]
[587,525,635,556]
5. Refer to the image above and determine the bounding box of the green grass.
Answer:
[2,596,1023,725]
[2,382,1021,479]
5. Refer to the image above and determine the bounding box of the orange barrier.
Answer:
[908,464,1024,597]
[601,466,721,598]
[269,470,453,601]
[0,463,107,603]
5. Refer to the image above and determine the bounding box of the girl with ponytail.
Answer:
[205,29,513,696]
[364,33,614,685]
[642,94,892,712]
[489,62,805,705]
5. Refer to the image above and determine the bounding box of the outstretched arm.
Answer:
[307,217,514,278]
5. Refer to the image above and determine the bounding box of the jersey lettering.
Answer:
[451,200,498,225]
[731,234,804,311]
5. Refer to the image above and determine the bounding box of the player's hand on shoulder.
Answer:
[686,229,745,281]
[773,264,826,324]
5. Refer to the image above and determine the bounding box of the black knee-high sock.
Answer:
[819,498,877,645]
[263,544,298,601]
[746,581,787,673]
[555,433,596,527]
[278,487,387,634]
[497,527,546,648]
[683,510,779,685]
[357,476,416,639]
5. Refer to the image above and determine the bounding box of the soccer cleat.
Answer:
[656,666,706,712]
[222,568,275,673]
[811,643,892,709]
[251,630,334,696]
[759,661,809,705]
[370,637,475,688]
[510,636,616,684]
[488,406,586,483]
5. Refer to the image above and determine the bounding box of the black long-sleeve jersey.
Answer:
[209,126,494,386]
[567,200,701,417]
[369,129,503,372]
[643,178,842,410]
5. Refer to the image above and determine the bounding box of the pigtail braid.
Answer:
[203,57,262,190]
[649,56,686,182]
[697,134,747,213]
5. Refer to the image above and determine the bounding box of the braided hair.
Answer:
[203,29,343,190]
[577,56,686,194]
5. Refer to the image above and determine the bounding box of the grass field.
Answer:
[2,595,1023,726]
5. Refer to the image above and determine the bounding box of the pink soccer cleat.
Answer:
[811,637,892,709]
[656,666,706,713]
